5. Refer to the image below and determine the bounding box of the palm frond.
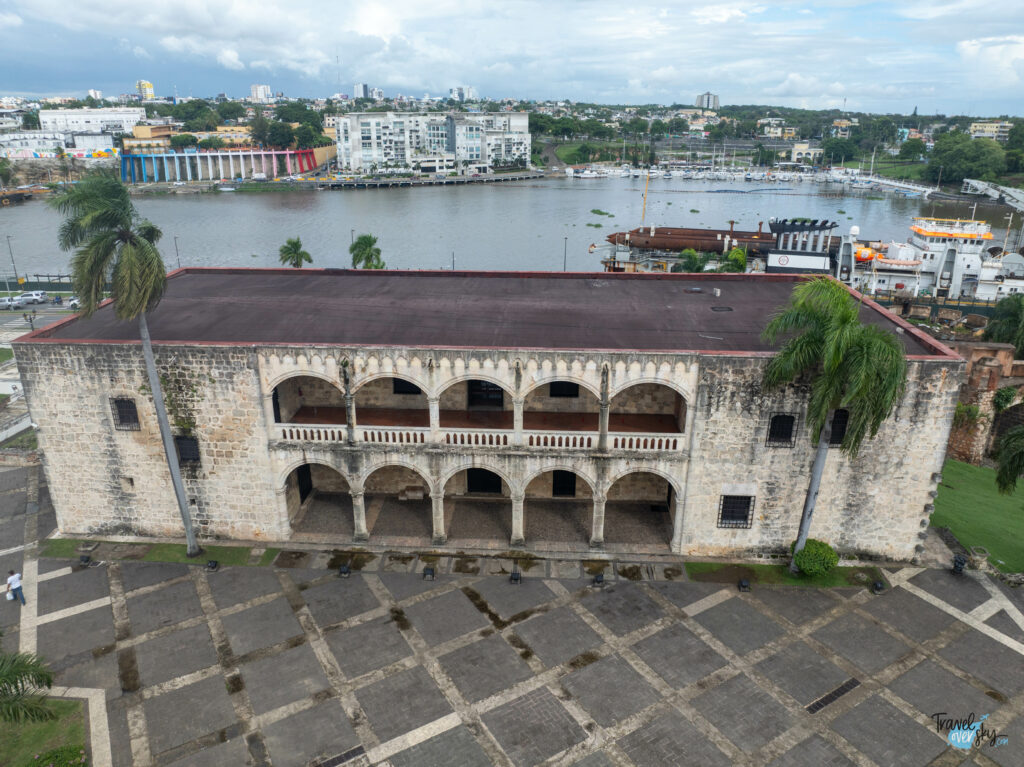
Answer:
[837,326,907,457]
[0,652,54,695]
[0,692,56,723]
[996,425,1024,494]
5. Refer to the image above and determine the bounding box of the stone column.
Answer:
[513,397,524,445]
[431,491,446,545]
[262,392,277,432]
[351,490,368,541]
[428,397,440,442]
[671,491,686,552]
[511,493,525,546]
[590,494,607,548]
[345,393,357,444]
[598,368,610,452]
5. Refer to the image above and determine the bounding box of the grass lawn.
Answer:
[142,543,251,566]
[0,428,38,450]
[0,699,87,767]
[685,561,885,589]
[933,459,1024,572]
[257,547,281,567]
[841,159,928,181]
[0,347,13,364]
[40,538,82,558]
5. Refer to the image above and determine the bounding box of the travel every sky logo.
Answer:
[931,712,1009,750]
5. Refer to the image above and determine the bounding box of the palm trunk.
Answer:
[790,411,832,574]
[139,313,201,557]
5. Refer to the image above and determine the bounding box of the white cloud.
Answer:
[0,12,22,28]
[217,48,245,70]
[692,5,750,25]
[957,35,1024,85]
[132,45,151,59]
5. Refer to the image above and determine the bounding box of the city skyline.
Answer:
[1,1,1022,114]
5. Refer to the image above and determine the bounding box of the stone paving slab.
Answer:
[581,583,665,636]
[220,595,304,658]
[355,666,453,742]
[301,575,380,626]
[119,561,189,593]
[646,580,725,611]
[755,640,850,706]
[37,563,109,614]
[378,571,454,601]
[861,586,958,642]
[166,736,252,767]
[240,642,331,715]
[691,672,793,753]
[568,752,616,767]
[143,673,238,756]
[940,628,1024,697]
[388,724,493,767]
[631,622,728,689]
[438,633,534,703]
[125,578,203,635]
[207,565,283,609]
[467,574,555,620]
[325,614,412,679]
[511,605,604,668]
[135,622,218,687]
[560,653,660,727]
[987,714,1024,767]
[811,612,912,675]
[890,658,1002,723]
[36,605,114,663]
[749,586,840,625]
[829,694,947,767]
[261,699,360,767]
[403,588,490,645]
[617,708,731,766]
[482,687,587,767]
[985,609,1024,643]
[765,733,855,767]
[909,570,991,613]
[693,597,786,655]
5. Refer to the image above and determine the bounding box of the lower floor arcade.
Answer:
[284,462,677,553]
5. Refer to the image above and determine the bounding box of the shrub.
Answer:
[22,745,88,766]
[953,402,983,429]
[993,386,1017,414]
[791,538,839,576]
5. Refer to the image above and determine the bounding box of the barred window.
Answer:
[766,414,796,447]
[718,495,754,529]
[174,436,200,464]
[110,398,140,430]
[829,409,849,447]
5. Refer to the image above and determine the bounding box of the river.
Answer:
[0,177,1015,278]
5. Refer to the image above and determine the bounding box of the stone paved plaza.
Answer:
[4,465,1024,766]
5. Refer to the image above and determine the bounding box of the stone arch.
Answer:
[266,368,344,393]
[441,463,516,544]
[606,465,682,498]
[520,464,597,496]
[439,461,517,493]
[270,373,347,425]
[521,376,601,399]
[436,373,516,399]
[609,377,691,402]
[602,469,676,548]
[360,459,434,493]
[609,380,688,434]
[281,461,352,534]
[277,457,350,492]
[351,371,430,395]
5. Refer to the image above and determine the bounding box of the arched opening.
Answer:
[363,465,433,542]
[604,472,674,548]
[273,375,346,425]
[609,383,686,436]
[353,377,429,428]
[438,379,514,430]
[523,380,600,432]
[443,468,513,545]
[286,463,352,537]
[523,469,592,547]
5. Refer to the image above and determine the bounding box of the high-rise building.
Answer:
[87,89,103,101]
[695,91,719,111]
[370,87,384,100]
[135,80,154,100]
[353,83,370,99]
[250,84,272,103]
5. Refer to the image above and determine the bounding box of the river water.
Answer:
[0,177,1015,277]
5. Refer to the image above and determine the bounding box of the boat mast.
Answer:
[641,167,651,227]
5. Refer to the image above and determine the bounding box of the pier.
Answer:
[961,178,1024,214]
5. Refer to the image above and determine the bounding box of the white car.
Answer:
[16,291,48,305]
[67,296,81,309]
[0,296,23,310]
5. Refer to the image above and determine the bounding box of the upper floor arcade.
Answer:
[260,350,694,454]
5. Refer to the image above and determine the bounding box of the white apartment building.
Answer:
[336,112,530,173]
[353,83,369,99]
[87,89,103,100]
[136,80,154,100]
[39,107,145,134]
[370,87,384,101]
[250,84,272,103]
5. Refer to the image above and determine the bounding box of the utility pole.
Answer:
[6,235,17,286]
[173,236,181,270]
[563,237,568,272]
[350,229,355,245]
[936,165,943,190]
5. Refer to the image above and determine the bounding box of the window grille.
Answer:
[718,495,754,528]
[766,414,796,446]
[110,398,140,430]
[829,409,849,446]
[175,436,200,464]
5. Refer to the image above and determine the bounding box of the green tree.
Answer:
[672,248,705,273]
[762,277,907,573]
[0,648,55,723]
[275,103,323,132]
[667,118,689,135]
[349,234,385,269]
[21,111,39,130]
[821,137,859,163]
[198,136,225,150]
[216,101,247,122]
[266,122,295,148]
[0,158,15,187]
[984,294,1024,356]
[898,138,926,160]
[649,119,668,136]
[169,134,198,149]
[278,237,311,268]
[717,246,747,272]
[49,171,202,557]
[1006,123,1024,152]
[995,426,1024,494]
[293,124,321,149]
[249,113,271,146]
[925,133,1006,183]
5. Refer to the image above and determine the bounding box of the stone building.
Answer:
[13,270,962,561]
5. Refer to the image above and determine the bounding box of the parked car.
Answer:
[0,296,24,310]
[66,296,81,309]
[16,291,48,304]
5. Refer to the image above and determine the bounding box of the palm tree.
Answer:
[349,234,386,269]
[995,426,1024,494]
[762,277,907,572]
[50,170,201,557]
[278,237,311,268]
[671,248,706,273]
[984,294,1024,357]
[0,648,55,723]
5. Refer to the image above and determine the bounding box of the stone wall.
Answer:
[354,378,428,409]
[680,355,961,561]
[276,376,345,421]
[14,342,285,541]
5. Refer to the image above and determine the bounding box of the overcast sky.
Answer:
[2,1,1022,114]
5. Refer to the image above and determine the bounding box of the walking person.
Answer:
[6,569,25,606]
